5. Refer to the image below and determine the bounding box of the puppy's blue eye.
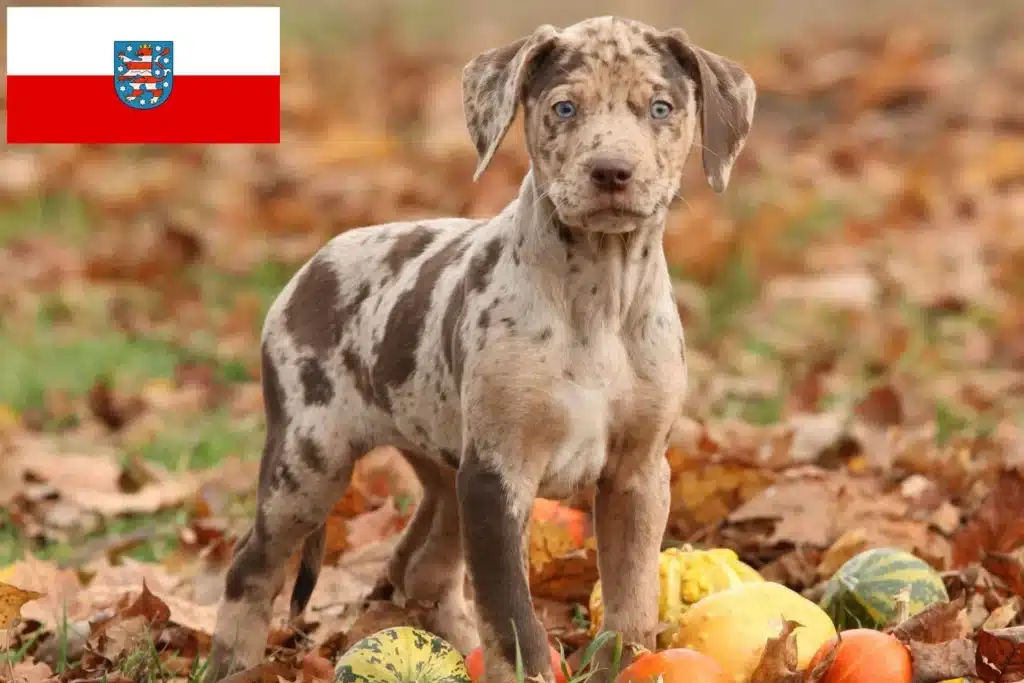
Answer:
[650,100,673,119]
[553,100,576,118]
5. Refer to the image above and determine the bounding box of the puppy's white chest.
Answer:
[536,336,630,499]
[537,381,611,499]
[535,326,686,500]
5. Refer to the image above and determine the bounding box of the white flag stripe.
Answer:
[6,6,279,76]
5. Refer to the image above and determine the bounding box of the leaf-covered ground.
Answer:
[1,3,1024,682]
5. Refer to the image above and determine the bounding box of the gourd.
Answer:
[616,648,731,683]
[589,545,763,648]
[820,547,948,631]
[335,627,471,683]
[671,581,838,683]
[807,629,912,683]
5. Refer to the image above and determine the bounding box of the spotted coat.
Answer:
[205,15,755,683]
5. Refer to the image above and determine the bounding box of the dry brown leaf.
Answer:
[94,613,150,661]
[0,580,44,628]
[983,597,1021,631]
[983,551,1024,598]
[345,497,409,550]
[854,384,904,427]
[817,528,871,579]
[9,659,55,683]
[88,580,173,662]
[220,660,298,683]
[890,595,970,644]
[976,627,1024,683]
[725,469,835,547]
[301,652,334,683]
[0,439,197,518]
[749,619,803,683]
[907,639,978,683]
[0,555,84,628]
[953,469,1024,568]
[342,600,433,647]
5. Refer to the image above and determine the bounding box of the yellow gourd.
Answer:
[588,544,763,648]
[672,582,838,683]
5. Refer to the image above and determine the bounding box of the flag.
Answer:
[6,6,280,144]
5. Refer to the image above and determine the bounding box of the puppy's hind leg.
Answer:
[204,346,361,683]
[391,452,479,654]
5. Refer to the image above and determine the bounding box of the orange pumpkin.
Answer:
[465,644,569,683]
[808,629,912,683]
[616,648,730,683]
[531,498,590,547]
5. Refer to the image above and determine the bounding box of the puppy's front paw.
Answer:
[427,596,480,655]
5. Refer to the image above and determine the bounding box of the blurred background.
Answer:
[0,0,1022,568]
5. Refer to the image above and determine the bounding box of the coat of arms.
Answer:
[114,41,173,109]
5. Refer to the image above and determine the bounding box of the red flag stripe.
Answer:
[7,74,280,143]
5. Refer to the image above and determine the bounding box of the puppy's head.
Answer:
[462,16,756,234]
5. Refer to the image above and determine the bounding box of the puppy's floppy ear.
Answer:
[461,25,560,181]
[659,29,756,193]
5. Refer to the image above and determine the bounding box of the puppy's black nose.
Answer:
[589,157,634,192]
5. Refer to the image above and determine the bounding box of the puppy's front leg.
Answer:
[592,455,671,677]
[458,453,551,683]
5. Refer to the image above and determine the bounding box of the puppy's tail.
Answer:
[290,523,326,620]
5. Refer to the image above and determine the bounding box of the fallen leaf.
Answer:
[0,438,197,518]
[976,627,1024,683]
[854,384,904,426]
[120,579,173,624]
[749,619,803,683]
[94,614,150,661]
[86,378,145,430]
[890,595,970,644]
[0,555,84,628]
[9,659,55,683]
[984,551,1024,597]
[345,497,409,549]
[220,660,298,683]
[907,639,978,683]
[983,597,1021,631]
[818,528,871,579]
[301,652,334,682]
[88,580,173,662]
[952,468,1024,568]
[342,600,432,646]
[0,580,44,628]
[759,547,822,590]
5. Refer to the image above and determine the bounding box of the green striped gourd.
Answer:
[335,627,471,683]
[820,547,948,631]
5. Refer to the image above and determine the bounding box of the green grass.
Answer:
[0,323,258,416]
[0,507,190,568]
[0,193,279,570]
[190,259,297,337]
[778,198,846,254]
[0,193,92,247]
[129,409,265,472]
